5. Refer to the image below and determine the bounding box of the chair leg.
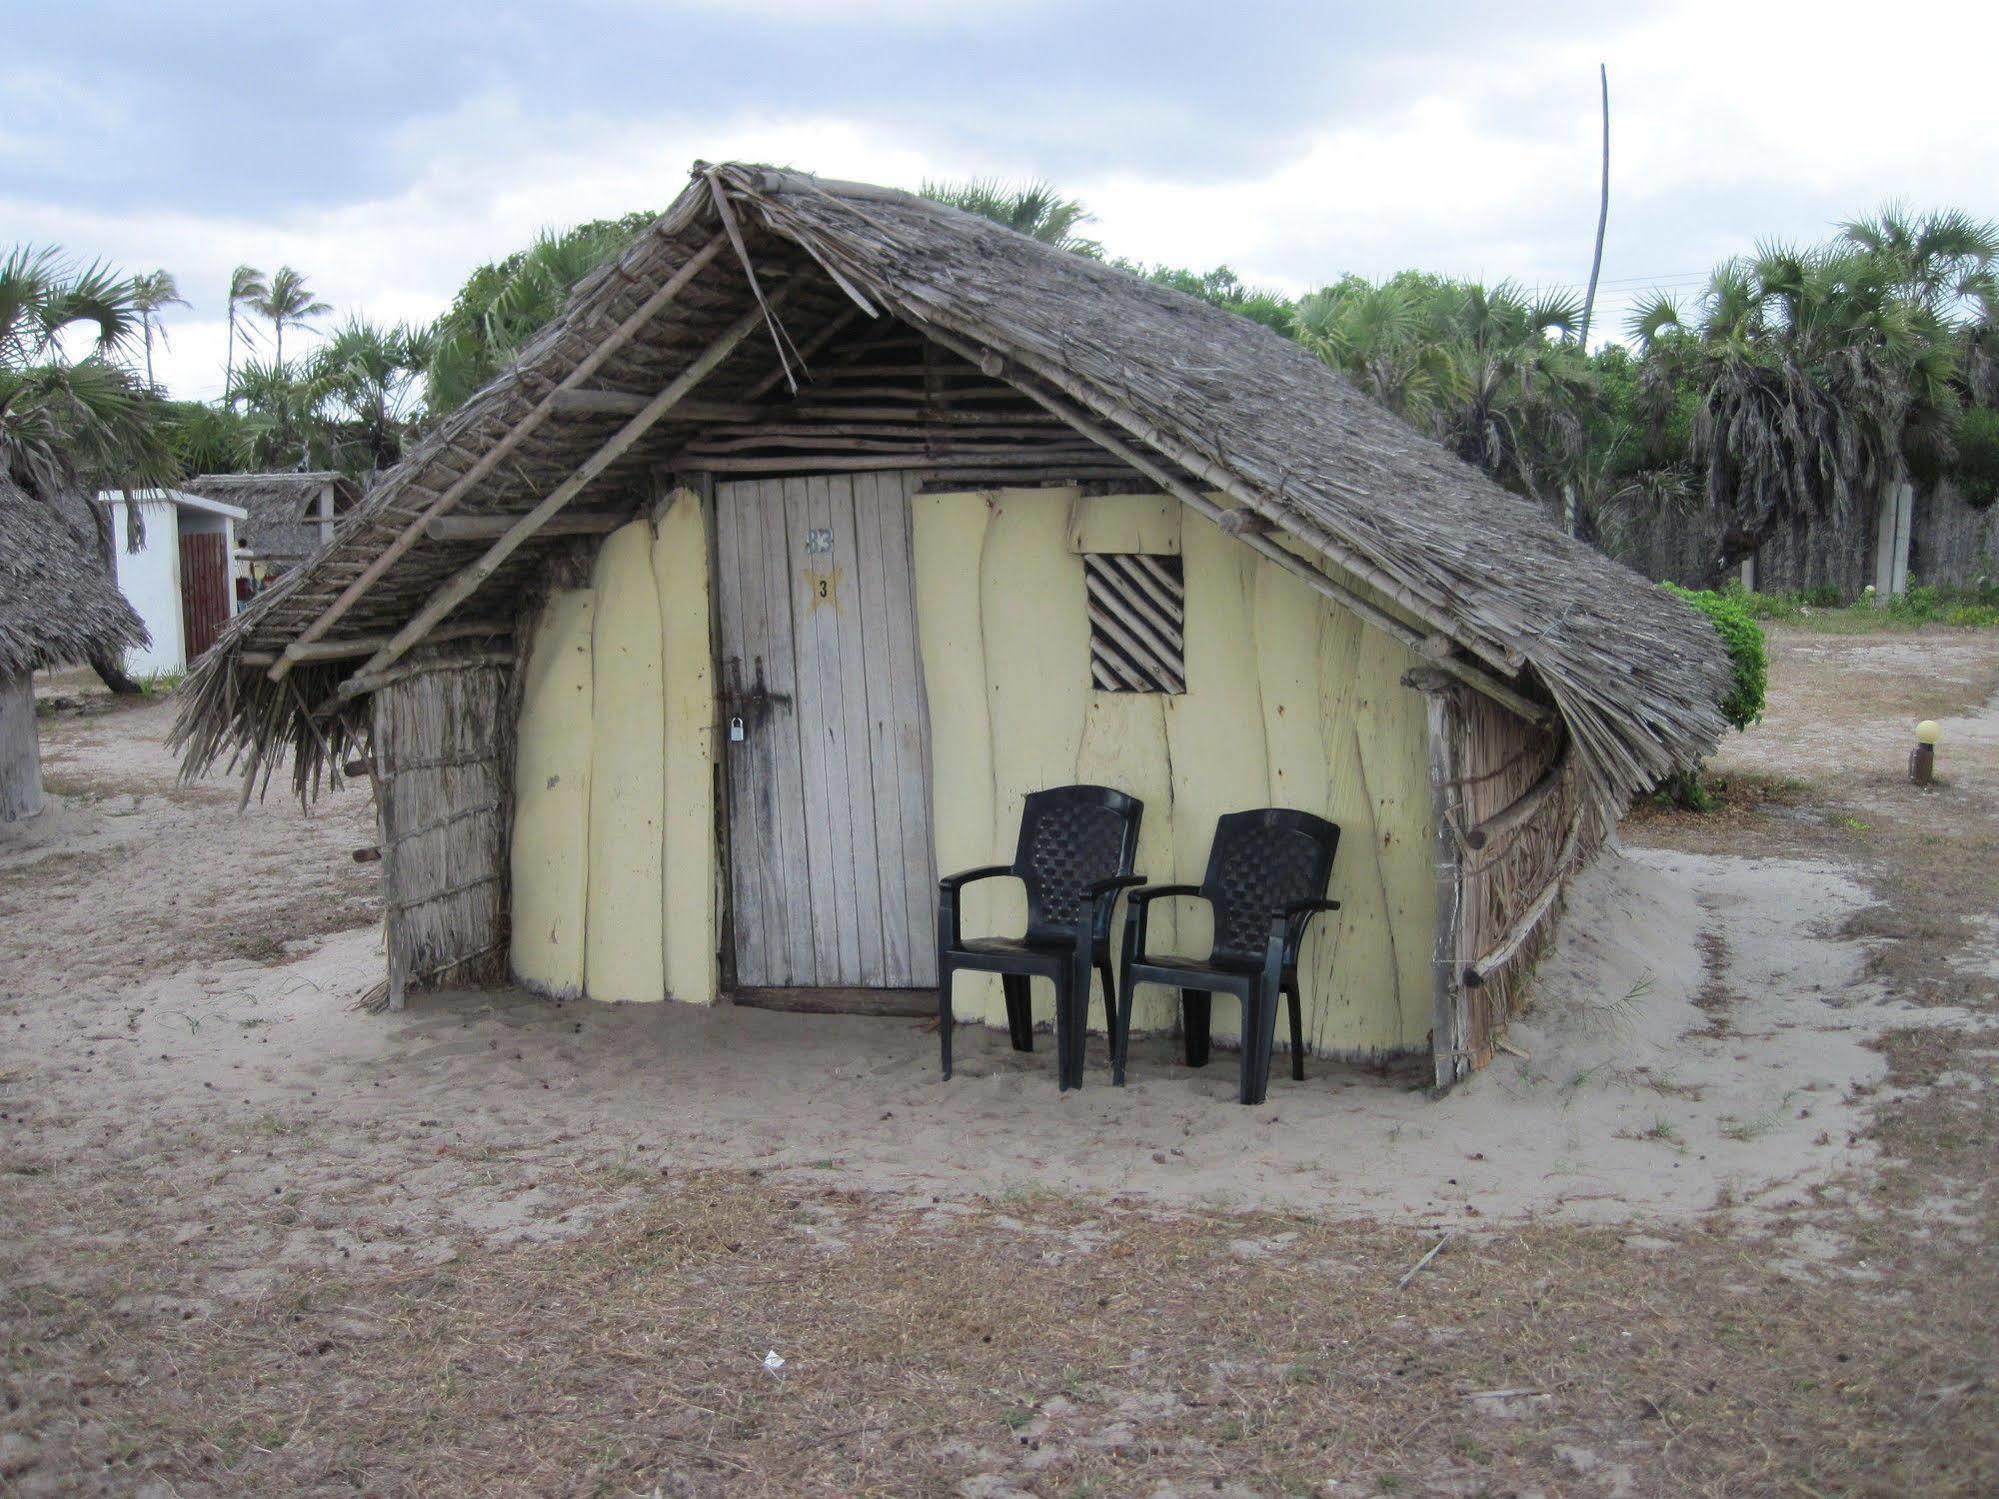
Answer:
[1095,957,1116,1075]
[1248,978,1284,1105]
[1113,969,1138,1086]
[1182,990,1211,1068]
[1002,974,1033,1053]
[1236,990,1259,1104]
[1052,963,1076,1092]
[1183,990,1212,1068]
[1060,946,1091,1091]
[939,964,954,1081]
[1286,978,1305,1083]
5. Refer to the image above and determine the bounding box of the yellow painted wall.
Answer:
[912,488,1435,1056]
[584,521,667,1001]
[514,481,1433,1052]
[509,493,719,1004]
[510,588,595,996]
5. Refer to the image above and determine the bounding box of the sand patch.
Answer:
[8,842,1946,1237]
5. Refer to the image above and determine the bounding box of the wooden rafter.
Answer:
[333,283,798,699]
[267,231,730,683]
[916,323,1553,729]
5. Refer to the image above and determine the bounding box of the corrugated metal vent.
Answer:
[1085,553,1185,693]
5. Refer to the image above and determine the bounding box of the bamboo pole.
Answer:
[269,232,729,683]
[336,284,795,699]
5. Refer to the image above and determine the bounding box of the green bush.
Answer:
[1953,406,1999,510]
[1662,583,1768,730]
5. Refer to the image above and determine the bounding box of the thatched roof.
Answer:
[181,471,357,562]
[174,162,1731,815]
[0,475,147,678]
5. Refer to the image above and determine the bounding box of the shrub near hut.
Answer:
[1658,583,1768,809]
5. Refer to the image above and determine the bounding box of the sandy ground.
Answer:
[3,645,1989,1245]
[3,632,1996,1495]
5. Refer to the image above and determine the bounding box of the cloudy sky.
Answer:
[8,0,1995,402]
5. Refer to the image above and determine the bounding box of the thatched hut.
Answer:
[181,471,359,571]
[175,164,1730,1085]
[1,476,147,821]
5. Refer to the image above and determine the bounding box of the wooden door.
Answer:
[178,530,231,662]
[713,473,936,992]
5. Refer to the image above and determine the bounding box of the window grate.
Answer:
[1085,553,1185,693]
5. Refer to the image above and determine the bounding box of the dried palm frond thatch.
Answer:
[181,471,358,562]
[0,474,146,678]
[173,163,1731,822]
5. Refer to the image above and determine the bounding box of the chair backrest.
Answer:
[1200,808,1342,967]
[1012,784,1144,944]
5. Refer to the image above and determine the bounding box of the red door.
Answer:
[178,530,231,662]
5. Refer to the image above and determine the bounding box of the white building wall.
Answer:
[105,496,186,675]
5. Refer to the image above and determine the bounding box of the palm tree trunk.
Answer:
[88,650,143,696]
[144,321,155,388]
[225,308,235,396]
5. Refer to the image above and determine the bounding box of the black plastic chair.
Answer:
[937,785,1144,1091]
[1112,808,1341,1105]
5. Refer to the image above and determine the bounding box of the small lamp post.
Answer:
[1910,720,1940,787]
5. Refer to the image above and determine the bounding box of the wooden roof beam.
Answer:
[917,323,1553,730]
[550,390,769,422]
[333,284,796,701]
[267,231,730,684]
[423,509,629,541]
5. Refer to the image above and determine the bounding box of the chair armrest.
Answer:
[938,864,1016,893]
[1125,882,1202,909]
[1280,898,1342,918]
[1122,883,1204,963]
[1082,873,1148,899]
[1271,898,1343,964]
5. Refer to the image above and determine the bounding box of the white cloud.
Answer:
[13,0,1998,399]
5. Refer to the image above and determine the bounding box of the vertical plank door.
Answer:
[713,474,937,991]
[178,530,231,662]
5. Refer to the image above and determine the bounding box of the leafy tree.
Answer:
[1,245,178,691]
[920,180,1101,257]
[226,356,318,471]
[131,269,189,390]
[1630,218,1998,562]
[306,317,434,473]
[425,214,652,415]
[1297,273,1590,506]
[1120,262,1297,337]
[250,266,330,369]
[225,264,267,396]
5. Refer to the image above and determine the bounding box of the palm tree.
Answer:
[919,180,1102,257]
[227,355,320,471]
[1628,244,1920,561]
[251,266,330,369]
[1,245,177,692]
[306,317,434,472]
[1298,273,1588,506]
[225,264,267,395]
[425,215,651,414]
[130,269,189,389]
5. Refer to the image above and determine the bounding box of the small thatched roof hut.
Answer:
[1,475,147,820]
[175,163,1730,1086]
[181,471,359,566]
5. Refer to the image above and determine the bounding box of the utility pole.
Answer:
[1577,63,1610,350]
[1566,63,1610,538]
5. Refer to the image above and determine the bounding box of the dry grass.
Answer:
[3,1155,1994,1497]
[3,631,1995,1497]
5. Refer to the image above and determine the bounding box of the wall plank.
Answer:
[655,489,719,1004]
[584,522,668,1002]
[510,588,596,996]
